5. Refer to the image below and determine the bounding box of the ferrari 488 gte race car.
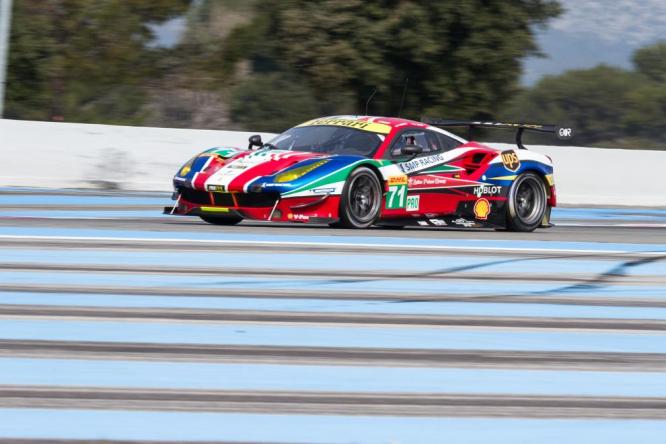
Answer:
[165,116,573,232]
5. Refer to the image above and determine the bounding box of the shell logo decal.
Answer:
[474,198,491,220]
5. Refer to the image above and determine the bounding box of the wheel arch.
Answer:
[519,168,555,208]
[358,162,387,192]
[519,168,551,194]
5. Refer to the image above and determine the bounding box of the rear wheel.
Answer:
[200,215,243,225]
[336,167,382,229]
[506,172,548,232]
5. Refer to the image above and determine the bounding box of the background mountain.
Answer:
[523,0,666,84]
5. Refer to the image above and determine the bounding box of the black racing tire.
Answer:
[336,166,382,229]
[506,172,548,232]
[199,215,243,225]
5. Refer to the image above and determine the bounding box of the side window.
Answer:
[388,130,432,158]
[430,131,463,151]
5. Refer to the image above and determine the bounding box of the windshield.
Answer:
[267,126,384,157]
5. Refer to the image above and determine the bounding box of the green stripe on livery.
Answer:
[282,159,391,196]
[205,148,240,158]
[421,164,464,174]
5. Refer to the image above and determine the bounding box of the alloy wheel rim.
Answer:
[349,175,379,223]
[514,176,545,225]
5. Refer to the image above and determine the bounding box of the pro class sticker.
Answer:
[406,195,420,211]
[500,150,520,172]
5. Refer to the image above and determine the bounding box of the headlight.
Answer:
[275,160,328,183]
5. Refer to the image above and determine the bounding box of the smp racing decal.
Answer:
[399,153,447,174]
[500,150,520,172]
[474,198,491,220]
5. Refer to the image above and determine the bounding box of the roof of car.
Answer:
[314,116,467,143]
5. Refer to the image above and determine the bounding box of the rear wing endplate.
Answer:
[421,118,574,150]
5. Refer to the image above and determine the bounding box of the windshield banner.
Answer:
[297,118,392,134]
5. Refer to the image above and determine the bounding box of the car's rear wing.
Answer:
[421,118,574,150]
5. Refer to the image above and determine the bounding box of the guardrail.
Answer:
[2,119,665,206]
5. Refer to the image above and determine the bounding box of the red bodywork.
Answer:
[171,116,556,227]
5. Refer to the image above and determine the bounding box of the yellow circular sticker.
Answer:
[179,165,191,176]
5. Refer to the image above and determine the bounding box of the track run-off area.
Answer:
[1,189,666,443]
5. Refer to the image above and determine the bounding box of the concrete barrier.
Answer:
[2,119,665,206]
[1,119,274,191]
[492,143,666,207]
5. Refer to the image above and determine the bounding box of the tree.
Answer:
[503,66,640,145]
[6,0,191,124]
[138,0,260,130]
[633,41,666,83]
[175,0,257,84]
[623,83,666,143]
[229,73,321,132]
[501,41,666,149]
[221,0,562,129]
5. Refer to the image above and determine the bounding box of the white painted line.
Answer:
[0,234,664,256]
[3,214,665,228]
[556,222,666,228]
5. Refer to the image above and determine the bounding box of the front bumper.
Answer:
[166,187,340,224]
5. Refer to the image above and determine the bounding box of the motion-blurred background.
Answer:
[2,3,666,443]
[2,0,665,149]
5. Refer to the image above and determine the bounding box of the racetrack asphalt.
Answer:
[1,189,666,443]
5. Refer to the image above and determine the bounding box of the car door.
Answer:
[385,129,465,215]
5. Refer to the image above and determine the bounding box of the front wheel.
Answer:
[506,172,548,232]
[336,167,382,229]
[200,215,243,225]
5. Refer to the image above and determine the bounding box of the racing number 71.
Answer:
[386,184,407,209]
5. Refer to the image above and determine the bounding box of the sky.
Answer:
[522,0,666,84]
[152,0,666,86]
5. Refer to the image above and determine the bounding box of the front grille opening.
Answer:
[178,188,210,205]
[212,193,235,206]
[178,187,278,208]
[236,192,279,207]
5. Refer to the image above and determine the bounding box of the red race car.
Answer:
[166,116,572,231]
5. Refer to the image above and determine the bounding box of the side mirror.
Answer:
[248,135,263,150]
[401,144,423,156]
